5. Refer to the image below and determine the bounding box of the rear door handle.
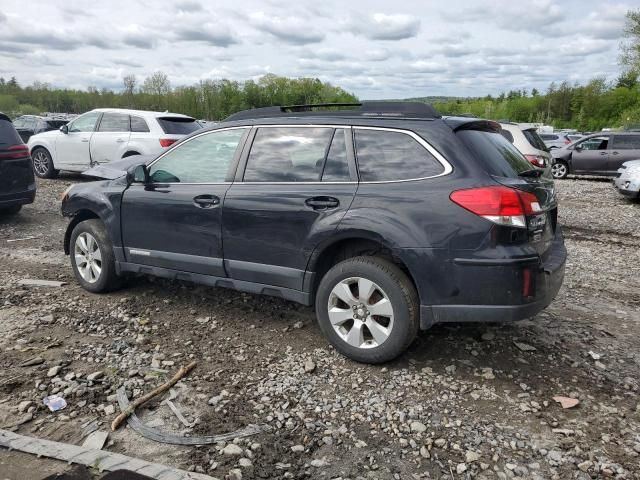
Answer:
[81,138,89,142]
[305,196,339,210]
[116,138,126,143]
[193,194,220,208]
[600,152,608,155]
[611,151,619,155]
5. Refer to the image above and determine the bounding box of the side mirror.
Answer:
[126,164,148,185]
[60,125,69,134]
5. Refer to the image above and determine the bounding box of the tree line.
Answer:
[0,73,358,121]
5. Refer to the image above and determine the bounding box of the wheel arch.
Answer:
[306,232,419,303]
[63,209,101,255]
[122,150,141,158]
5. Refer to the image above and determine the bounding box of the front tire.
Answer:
[551,160,569,179]
[70,219,121,293]
[32,148,58,179]
[315,256,419,364]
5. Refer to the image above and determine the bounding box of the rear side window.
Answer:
[523,129,547,150]
[157,117,200,135]
[457,130,533,177]
[0,119,23,146]
[612,135,640,150]
[500,129,514,143]
[354,129,444,181]
[130,116,150,133]
[98,113,130,132]
[244,127,334,182]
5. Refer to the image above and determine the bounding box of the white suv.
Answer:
[28,108,200,178]
[499,122,553,176]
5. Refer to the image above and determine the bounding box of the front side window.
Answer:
[578,136,609,150]
[612,135,640,150]
[244,127,334,182]
[68,111,101,133]
[354,129,444,181]
[98,113,130,132]
[148,128,246,183]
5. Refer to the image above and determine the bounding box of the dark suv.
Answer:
[0,113,36,215]
[12,114,71,143]
[61,102,566,363]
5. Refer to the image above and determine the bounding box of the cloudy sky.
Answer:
[0,0,634,98]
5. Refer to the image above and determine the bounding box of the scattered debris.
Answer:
[6,236,40,243]
[587,350,601,360]
[303,359,316,373]
[553,396,580,409]
[82,430,109,450]
[163,389,195,428]
[514,341,537,352]
[116,387,260,445]
[17,279,66,287]
[19,356,44,367]
[43,394,67,412]
[0,429,214,480]
[111,361,197,431]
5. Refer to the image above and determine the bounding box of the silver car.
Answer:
[539,133,571,150]
[613,159,640,199]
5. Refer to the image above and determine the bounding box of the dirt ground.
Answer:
[0,175,638,480]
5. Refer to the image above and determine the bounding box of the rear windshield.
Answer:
[0,119,23,146]
[523,129,547,151]
[157,117,200,135]
[457,129,534,177]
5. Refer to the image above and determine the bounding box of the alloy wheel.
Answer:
[32,151,49,176]
[74,232,102,283]
[327,277,394,349]
[551,162,567,178]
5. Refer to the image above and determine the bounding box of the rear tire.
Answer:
[551,160,568,179]
[0,205,22,216]
[315,256,419,364]
[70,219,121,293]
[32,148,58,179]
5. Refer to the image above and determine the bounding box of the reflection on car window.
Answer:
[148,129,246,183]
[68,112,101,133]
[355,129,444,181]
[322,129,350,182]
[98,113,130,133]
[244,127,334,182]
[579,137,609,150]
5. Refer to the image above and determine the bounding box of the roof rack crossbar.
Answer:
[224,101,441,122]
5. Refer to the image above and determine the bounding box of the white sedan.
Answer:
[28,108,200,178]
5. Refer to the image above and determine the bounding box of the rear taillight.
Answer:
[450,186,541,228]
[159,138,177,148]
[524,154,546,168]
[0,144,30,160]
[564,138,571,144]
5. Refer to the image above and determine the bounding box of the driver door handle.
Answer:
[193,194,220,208]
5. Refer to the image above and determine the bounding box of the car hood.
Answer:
[82,155,154,179]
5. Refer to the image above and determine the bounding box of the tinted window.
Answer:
[12,117,26,128]
[130,116,150,133]
[322,129,350,182]
[44,120,68,130]
[540,134,557,140]
[579,136,609,150]
[244,127,334,182]
[500,129,514,143]
[68,112,101,133]
[354,129,444,181]
[157,117,200,134]
[612,135,640,150]
[457,130,533,177]
[98,113,130,132]
[523,129,547,150]
[148,128,246,183]
[0,119,23,146]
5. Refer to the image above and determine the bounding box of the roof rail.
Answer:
[224,101,441,122]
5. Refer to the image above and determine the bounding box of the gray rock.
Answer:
[410,421,427,433]
[304,360,316,373]
[222,444,244,456]
[87,371,104,381]
[47,365,62,377]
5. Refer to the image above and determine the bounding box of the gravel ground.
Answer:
[0,175,639,480]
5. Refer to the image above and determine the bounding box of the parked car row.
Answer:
[0,112,36,215]
[13,114,74,143]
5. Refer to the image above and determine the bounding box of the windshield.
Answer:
[457,129,535,177]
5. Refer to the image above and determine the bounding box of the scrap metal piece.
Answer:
[116,388,260,445]
[0,429,216,480]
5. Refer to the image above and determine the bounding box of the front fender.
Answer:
[61,179,127,257]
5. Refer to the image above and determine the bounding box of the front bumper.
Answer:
[613,175,640,197]
[417,230,567,328]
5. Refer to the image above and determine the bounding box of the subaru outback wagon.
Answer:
[61,102,566,363]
